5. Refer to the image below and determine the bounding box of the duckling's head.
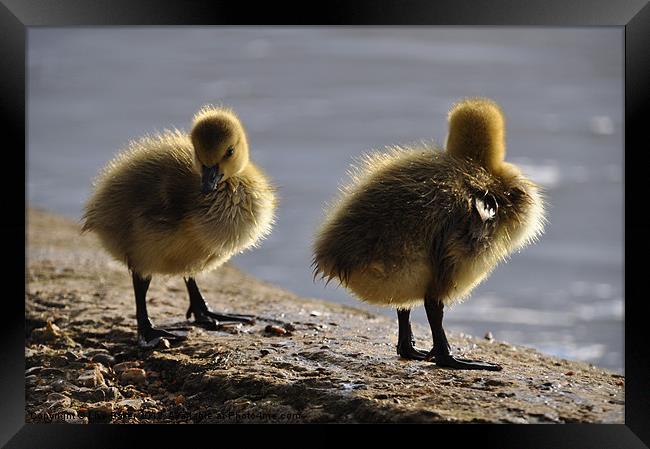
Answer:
[190,106,249,193]
[445,98,506,173]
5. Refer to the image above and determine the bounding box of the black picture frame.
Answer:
[5,0,648,446]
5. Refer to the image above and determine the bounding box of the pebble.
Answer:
[91,353,116,366]
[46,393,72,410]
[72,387,106,403]
[484,332,494,341]
[64,350,83,362]
[77,366,105,387]
[50,356,69,367]
[40,367,67,376]
[117,399,143,411]
[260,349,270,357]
[86,402,114,422]
[121,368,147,385]
[46,392,70,402]
[265,325,287,336]
[113,361,141,374]
[220,323,243,335]
[25,366,42,376]
[103,386,122,401]
[51,379,74,392]
[283,323,296,332]
[174,395,186,405]
[31,321,63,342]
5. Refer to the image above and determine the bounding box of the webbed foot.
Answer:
[425,349,502,371]
[138,326,187,348]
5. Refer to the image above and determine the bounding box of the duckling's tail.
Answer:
[445,97,506,172]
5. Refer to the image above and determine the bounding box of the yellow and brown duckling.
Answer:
[313,98,545,370]
[82,106,276,347]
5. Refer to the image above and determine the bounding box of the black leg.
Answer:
[132,271,186,347]
[184,277,255,330]
[396,309,428,360]
[423,293,502,371]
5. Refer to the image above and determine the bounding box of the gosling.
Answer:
[83,106,276,347]
[313,98,545,370]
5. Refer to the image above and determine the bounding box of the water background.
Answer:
[27,27,624,372]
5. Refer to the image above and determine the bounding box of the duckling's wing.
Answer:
[474,194,497,222]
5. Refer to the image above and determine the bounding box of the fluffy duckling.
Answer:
[313,98,545,370]
[82,106,276,347]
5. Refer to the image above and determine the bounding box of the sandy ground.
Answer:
[25,209,624,423]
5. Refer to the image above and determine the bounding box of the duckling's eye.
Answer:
[225,147,235,159]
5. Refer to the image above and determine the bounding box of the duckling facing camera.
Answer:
[83,106,276,347]
[313,98,545,371]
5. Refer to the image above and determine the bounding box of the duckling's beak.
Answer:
[201,165,224,194]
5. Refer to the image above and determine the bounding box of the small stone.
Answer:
[117,399,143,411]
[484,332,494,341]
[220,323,243,335]
[46,393,72,410]
[46,392,70,402]
[71,387,104,402]
[51,379,73,392]
[565,371,575,376]
[102,386,121,401]
[113,361,141,374]
[265,325,287,336]
[25,366,42,376]
[64,351,83,362]
[77,366,105,387]
[283,323,296,332]
[310,311,322,317]
[31,321,63,342]
[50,356,69,367]
[260,349,270,357]
[158,338,171,349]
[86,402,114,423]
[34,385,53,394]
[91,353,116,366]
[174,395,186,405]
[121,368,147,385]
[40,367,66,376]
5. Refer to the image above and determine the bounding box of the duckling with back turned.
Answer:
[83,106,276,347]
[313,98,545,370]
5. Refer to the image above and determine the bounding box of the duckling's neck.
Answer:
[446,135,505,174]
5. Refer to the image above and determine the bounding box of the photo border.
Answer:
[4,0,648,446]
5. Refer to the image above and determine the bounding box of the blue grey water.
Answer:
[27,28,624,372]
